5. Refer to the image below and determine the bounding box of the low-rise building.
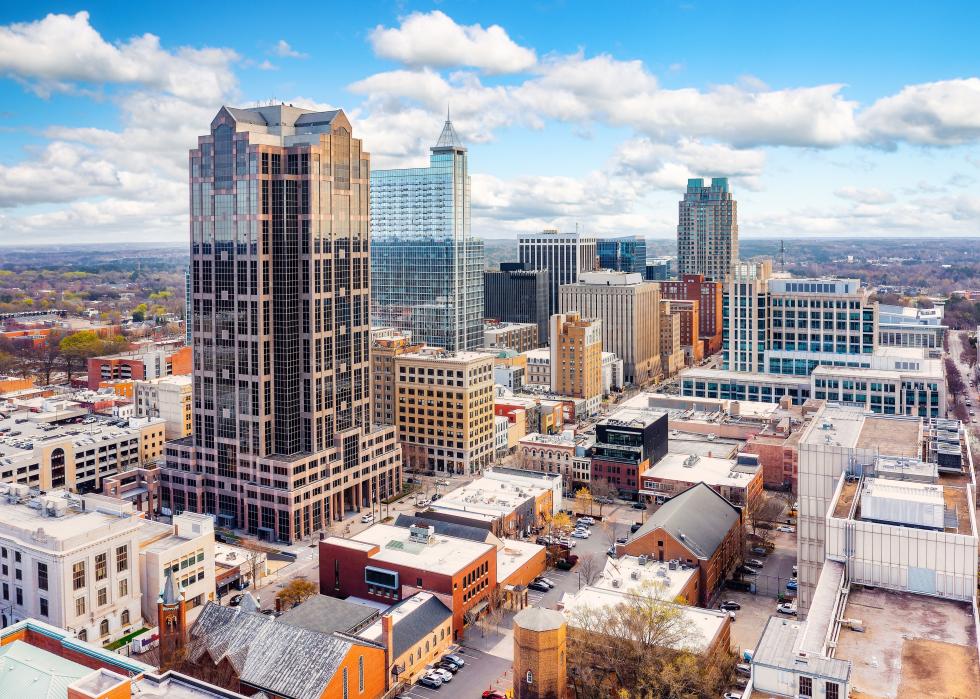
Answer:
[518,430,594,491]
[601,351,624,395]
[101,464,162,515]
[638,452,763,510]
[591,408,668,499]
[491,348,527,391]
[484,320,539,353]
[213,542,267,598]
[87,342,191,390]
[138,512,216,625]
[133,375,193,440]
[522,348,551,388]
[619,483,741,606]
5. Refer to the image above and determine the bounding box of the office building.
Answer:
[163,105,402,543]
[597,236,646,274]
[484,263,550,343]
[519,230,597,315]
[722,260,772,372]
[666,299,703,363]
[590,408,668,498]
[659,300,686,377]
[660,274,723,355]
[522,348,552,388]
[371,117,484,351]
[645,257,673,281]
[371,333,424,427]
[134,374,193,439]
[549,312,603,416]
[878,302,947,348]
[677,177,738,283]
[394,349,495,475]
[484,320,538,353]
[559,271,662,385]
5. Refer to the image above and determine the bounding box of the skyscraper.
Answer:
[484,262,549,342]
[370,117,484,351]
[597,236,647,274]
[677,177,738,283]
[519,229,597,316]
[163,105,402,544]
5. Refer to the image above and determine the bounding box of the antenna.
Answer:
[779,240,786,271]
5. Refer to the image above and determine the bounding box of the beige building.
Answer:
[484,321,539,353]
[724,259,773,372]
[0,411,166,494]
[395,349,496,475]
[549,313,602,416]
[138,511,216,625]
[371,334,425,426]
[559,271,662,385]
[134,375,192,440]
[659,300,686,378]
[523,348,551,388]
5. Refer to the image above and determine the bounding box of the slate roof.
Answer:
[0,640,89,699]
[189,603,378,699]
[278,595,379,635]
[388,594,453,657]
[626,482,740,559]
[393,514,500,545]
[161,569,180,604]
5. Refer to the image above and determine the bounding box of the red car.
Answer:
[482,691,507,699]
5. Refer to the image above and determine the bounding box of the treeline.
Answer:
[0,330,129,385]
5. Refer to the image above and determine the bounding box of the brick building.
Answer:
[590,408,668,499]
[666,299,704,364]
[87,344,191,390]
[619,483,742,606]
[660,274,723,355]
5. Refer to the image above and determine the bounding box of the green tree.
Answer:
[132,303,148,322]
[59,330,107,381]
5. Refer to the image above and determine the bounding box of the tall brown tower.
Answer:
[513,607,568,699]
[157,570,187,668]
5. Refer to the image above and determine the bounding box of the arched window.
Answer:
[425,640,430,652]
[121,610,130,626]
[77,629,86,641]
[99,619,109,637]
[526,670,534,684]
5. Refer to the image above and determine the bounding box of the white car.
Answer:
[576,516,595,526]
[558,537,576,547]
[571,529,591,539]
[360,512,375,524]
[776,603,797,616]
[430,667,453,682]
[416,498,431,507]
[776,525,796,533]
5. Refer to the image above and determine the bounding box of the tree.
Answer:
[132,303,149,322]
[575,487,594,517]
[239,539,268,590]
[277,577,318,609]
[59,330,106,381]
[578,554,602,587]
[565,581,735,698]
[549,511,572,538]
[590,478,617,516]
[32,331,67,385]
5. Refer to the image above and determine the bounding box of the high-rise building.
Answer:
[519,230,597,315]
[597,236,647,274]
[371,333,424,427]
[164,105,402,543]
[549,313,603,415]
[484,263,549,342]
[677,177,738,283]
[722,260,773,372]
[644,257,672,281]
[559,271,662,385]
[394,349,496,475]
[660,274,723,355]
[371,118,484,351]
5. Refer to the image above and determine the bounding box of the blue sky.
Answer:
[1,2,980,243]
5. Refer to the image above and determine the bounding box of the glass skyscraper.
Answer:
[597,236,647,274]
[677,177,738,283]
[370,118,484,351]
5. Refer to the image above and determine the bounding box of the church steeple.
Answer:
[157,569,187,668]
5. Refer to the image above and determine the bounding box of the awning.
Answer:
[465,599,490,622]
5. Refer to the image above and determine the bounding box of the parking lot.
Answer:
[398,646,512,698]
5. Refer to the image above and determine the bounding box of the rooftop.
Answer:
[600,408,666,429]
[834,587,978,698]
[497,538,546,584]
[358,591,453,657]
[626,483,740,560]
[640,453,760,490]
[0,410,163,463]
[324,523,494,576]
[277,594,379,636]
[431,469,558,521]
[667,432,744,459]
[752,616,851,685]
[0,640,90,697]
[592,554,697,602]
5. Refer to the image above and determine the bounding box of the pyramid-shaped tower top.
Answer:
[433,108,465,150]
[160,569,181,605]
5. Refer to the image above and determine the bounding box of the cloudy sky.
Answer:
[1,2,980,244]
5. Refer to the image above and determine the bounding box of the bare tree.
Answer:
[578,554,602,586]
[238,539,268,590]
[590,478,617,517]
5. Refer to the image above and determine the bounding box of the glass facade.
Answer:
[677,177,738,283]
[370,120,484,351]
[597,236,647,274]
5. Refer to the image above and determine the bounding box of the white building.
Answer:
[0,485,143,644]
[494,415,510,455]
[134,375,193,440]
[878,303,946,348]
[523,348,551,388]
[601,351,624,395]
[138,512,216,625]
[518,229,598,316]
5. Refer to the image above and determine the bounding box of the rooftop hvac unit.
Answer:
[668,560,678,570]
[630,571,640,580]
[638,555,648,566]
[612,579,621,588]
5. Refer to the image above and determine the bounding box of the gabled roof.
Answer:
[189,603,375,699]
[626,482,740,559]
[388,594,452,657]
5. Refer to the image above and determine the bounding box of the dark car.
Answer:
[535,536,551,546]
[632,502,647,510]
[444,653,465,667]
[437,659,460,673]
[555,558,575,571]
[750,546,768,556]
[228,594,244,607]
[719,601,741,611]
[431,493,442,501]
[739,565,760,576]
[528,581,550,592]
[630,523,642,533]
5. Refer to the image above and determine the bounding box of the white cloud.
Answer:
[0,11,237,103]
[273,40,307,59]
[834,187,895,205]
[369,11,536,74]
[860,78,980,146]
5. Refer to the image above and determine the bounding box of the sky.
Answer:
[1,2,980,245]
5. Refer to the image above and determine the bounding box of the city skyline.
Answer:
[0,4,979,244]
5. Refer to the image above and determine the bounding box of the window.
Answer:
[72,561,85,590]
[77,629,86,641]
[98,587,107,606]
[116,545,128,572]
[526,670,534,684]
[119,578,128,597]
[39,597,48,617]
[358,655,364,692]
[826,682,839,699]
[799,676,812,697]
[95,553,107,581]
[342,667,348,699]
[121,610,130,626]
[75,597,85,616]
[37,563,48,591]
[99,619,109,637]
[15,588,22,605]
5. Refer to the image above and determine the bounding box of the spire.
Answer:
[434,109,464,150]
[160,569,180,605]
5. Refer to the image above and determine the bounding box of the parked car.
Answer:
[416,498,431,507]
[482,691,506,699]
[555,558,575,571]
[431,493,442,501]
[606,545,617,557]
[632,502,647,510]
[738,565,760,576]
[776,603,797,615]
[537,576,557,588]
[559,537,576,548]
[229,593,244,607]
[535,536,551,546]
[724,692,742,699]
[750,546,769,556]
[786,580,798,590]
[776,525,796,533]
[360,512,375,524]
[436,661,459,674]
[746,558,765,568]
[719,601,741,611]
[430,667,453,682]
[528,581,550,592]
[630,522,642,534]
[735,663,751,677]
[418,674,442,689]
[435,478,451,486]
[571,529,590,539]
[615,536,628,545]
[577,516,595,526]
[444,653,465,667]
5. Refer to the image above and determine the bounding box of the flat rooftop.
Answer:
[856,416,922,456]
[835,587,978,698]
[0,410,158,462]
[592,555,697,602]
[621,392,784,421]
[433,471,554,519]
[325,523,494,576]
[0,490,141,551]
[667,432,744,459]
[680,368,807,386]
[641,453,758,489]
[600,408,666,429]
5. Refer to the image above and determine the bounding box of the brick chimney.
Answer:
[382,612,394,656]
